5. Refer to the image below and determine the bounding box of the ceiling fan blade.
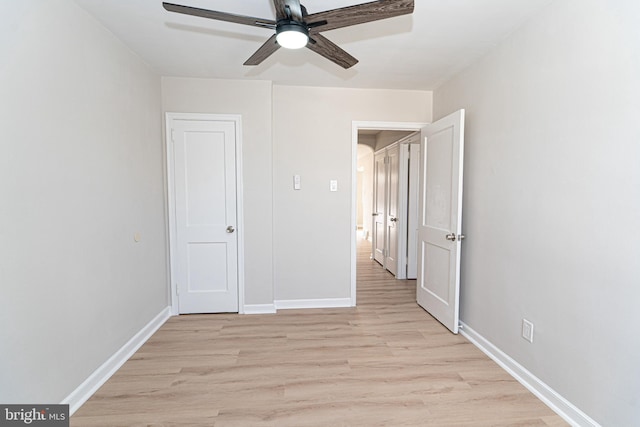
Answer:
[273,0,303,22]
[306,0,414,33]
[307,34,358,69]
[244,34,281,66]
[163,2,276,29]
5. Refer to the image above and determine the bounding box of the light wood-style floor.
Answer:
[72,237,567,426]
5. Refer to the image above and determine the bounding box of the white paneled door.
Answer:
[170,117,239,314]
[385,144,400,276]
[417,110,465,334]
[372,150,387,265]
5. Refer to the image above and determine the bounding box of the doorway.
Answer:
[351,121,427,305]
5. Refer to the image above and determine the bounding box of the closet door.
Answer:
[406,143,421,279]
[385,145,400,275]
[169,117,239,314]
[372,150,387,265]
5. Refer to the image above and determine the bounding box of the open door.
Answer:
[416,110,465,334]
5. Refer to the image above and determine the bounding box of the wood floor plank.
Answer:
[71,237,567,426]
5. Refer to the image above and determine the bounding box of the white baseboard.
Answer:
[62,306,172,415]
[243,299,353,313]
[459,321,601,427]
[243,303,276,314]
[275,298,353,310]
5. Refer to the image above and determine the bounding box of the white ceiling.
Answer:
[73,0,553,90]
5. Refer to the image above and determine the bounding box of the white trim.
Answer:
[351,124,359,307]
[275,298,353,310]
[165,115,178,315]
[459,322,601,427]
[351,121,428,306]
[234,118,246,314]
[165,113,245,315]
[63,307,171,415]
[243,304,277,314]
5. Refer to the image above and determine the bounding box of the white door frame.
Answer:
[351,121,428,305]
[165,112,245,315]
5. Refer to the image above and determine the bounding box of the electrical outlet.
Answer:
[522,319,534,343]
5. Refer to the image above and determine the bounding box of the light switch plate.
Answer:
[522,319,534,343]
[293,175,301,190]
[330,180,338,192]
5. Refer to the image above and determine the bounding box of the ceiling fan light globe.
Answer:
[276,23,309,49]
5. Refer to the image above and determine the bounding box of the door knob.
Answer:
[226,226,235,233]
[445,233,456,241]
[390,217,398,222]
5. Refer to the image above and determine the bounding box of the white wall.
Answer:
[374,130,414,151]
[0,0,167,403]
[273,86,431,301]
[161,77,274,306]
[357,146,374,238]
[357,137,376,239]
[434,0,640,425]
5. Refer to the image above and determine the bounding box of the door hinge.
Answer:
[176,285,179,295]
[171,128,175,142]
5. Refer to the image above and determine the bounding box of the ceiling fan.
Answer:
[162,0,414,69]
